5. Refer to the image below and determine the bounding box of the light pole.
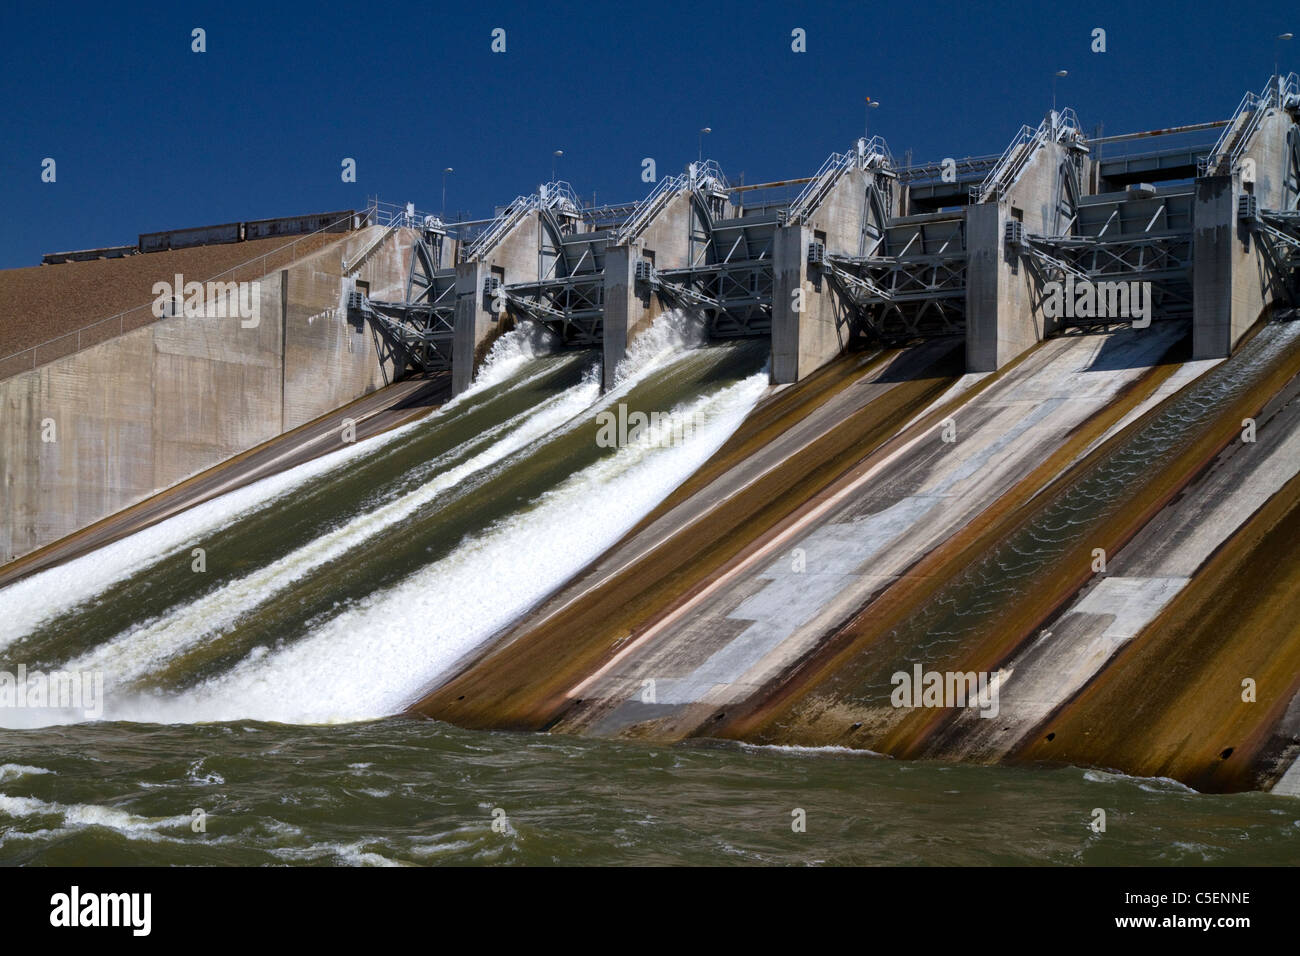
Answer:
[865,98,879,139]
[698,127,711,163]
[552,150,563,182]
[1052,70,1068,114]
[441,167,453,219]
[1277,33,1293,93]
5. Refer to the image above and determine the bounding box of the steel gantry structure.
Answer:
[497,182,608,346]
[1019,185,1197,327]
[349,208,459,373]
[639,161,780,338]
[797,136,972,343]
[345,73,1300,389]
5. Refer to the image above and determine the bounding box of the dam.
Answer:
[2,68,1300,872]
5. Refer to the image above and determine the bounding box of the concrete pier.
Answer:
[1193,106,1298,358]
[601,187,695,389]
[773,149,892,384]
[451,207,544,395]
[966,122,1085,371]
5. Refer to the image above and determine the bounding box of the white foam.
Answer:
[0,792,193,837]
[0,413,425,648]
[0,347,560,651]
[58,379,600,688]
[612,309,705,387]
[0,764,53,783]
[459,322,559,397]
[106,366,767,724]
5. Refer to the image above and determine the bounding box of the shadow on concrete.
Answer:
[873,336,966,383]
[1076,321,1191,372]
[391,372,452,410]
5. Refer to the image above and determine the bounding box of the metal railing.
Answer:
[614,172,687,244]
[687,159,730,192]
[363,198,439,230]
[1,210,359,379]
[463,181,585,261]
[1199,74,1300,176]
[787,136,891,223]
[345,200,431,274]
[464,194,538,260]
[538,180,583,213]
[972,109,1083,204]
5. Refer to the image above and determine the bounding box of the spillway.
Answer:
[0,314,768,727]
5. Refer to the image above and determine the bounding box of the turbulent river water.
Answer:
[2,720,1298,865]
[1,315,1297,865]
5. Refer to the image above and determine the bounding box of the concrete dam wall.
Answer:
[2,75,1300,797]
[1,224,416,563]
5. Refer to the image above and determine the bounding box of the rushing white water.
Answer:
[64,381,601,685]
[0,324,559,650]
[49,316,696,684]
[0,416,423,650]
[0,311,768,726]
[119,367,767,724]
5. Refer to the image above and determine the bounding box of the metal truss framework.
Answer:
[497,169,745,343]
[653,189,777,337]
[1018,229,1195,327]
[1246,124,1300,304]
[349,227,457,373]
[1248,206,1300,306]
[817,210,967,343]
[1016,180,1196,328]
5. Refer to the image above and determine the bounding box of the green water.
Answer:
[2,718,1297,865]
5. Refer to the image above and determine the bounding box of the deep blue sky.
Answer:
[2,0,1296,267]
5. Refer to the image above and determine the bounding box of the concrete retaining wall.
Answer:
[0,225,409,563]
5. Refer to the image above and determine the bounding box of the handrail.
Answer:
[537,180,582,213]
[612,161,731,245]
[970,124,1034,205]
[344,217,407,275]
[688,159,730,192]
[464,194,537,260]
[1199,74,1300,176]
[1201,89,1264,176]
[614,173,686,244]
[787,136,892,223]
[463,181,587,261]
[972,110,1084,204]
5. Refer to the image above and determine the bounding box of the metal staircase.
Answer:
[972,109,1085,204]
[787,136,892,224]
